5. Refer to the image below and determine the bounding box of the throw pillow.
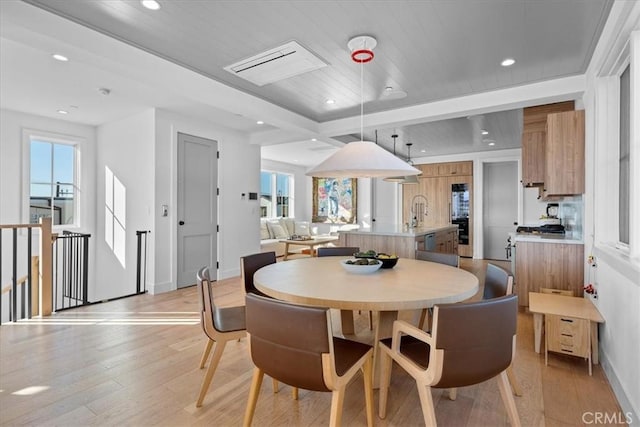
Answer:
[280,217,296,237]
[260,220,270,240]
[294,221,311,237]
[267,222,289,239]
[266,220,280,239]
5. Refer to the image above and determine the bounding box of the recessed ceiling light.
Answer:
[57,109,68,115]
[325,99,335,105]
[52,54,68,62]
[420,150,426,153]
[481,129,489,135]
[501,58,515,67]
[488,142,496,146]
[256,120,264,125]
[385,86,393,92]
[311,138,317,141]
[141,0,161,10]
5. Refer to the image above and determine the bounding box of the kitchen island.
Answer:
[337,224,459,259]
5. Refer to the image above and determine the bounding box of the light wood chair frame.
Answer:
[196,268,247,408]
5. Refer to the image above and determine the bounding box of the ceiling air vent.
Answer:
[223,41,327,86]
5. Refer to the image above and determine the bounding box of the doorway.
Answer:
[177,133,218,288]
[483,161,517,261]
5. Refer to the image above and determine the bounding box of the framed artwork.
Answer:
[312,177,357,224]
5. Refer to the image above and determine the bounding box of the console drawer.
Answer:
[546,314,589,358]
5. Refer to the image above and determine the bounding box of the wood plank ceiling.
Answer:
[9,0,614,161]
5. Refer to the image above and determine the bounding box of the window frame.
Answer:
[591,30,639,275]
[617,63,631,249]
[22,129,81,230]
[260,170,294,219]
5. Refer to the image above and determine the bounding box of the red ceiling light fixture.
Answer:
[348,35,376,63]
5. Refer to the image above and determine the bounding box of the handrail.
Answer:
[0,224,42,229]
[0,219,51,322]
[1,275,29,295]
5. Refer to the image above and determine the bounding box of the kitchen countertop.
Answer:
[512,233,583,244]
[338,224,457,237]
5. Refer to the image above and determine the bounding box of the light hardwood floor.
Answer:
[0,259,622,426]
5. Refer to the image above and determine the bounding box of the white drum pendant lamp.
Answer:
[306,36,421,179]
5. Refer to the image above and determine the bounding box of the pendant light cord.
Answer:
[360,59,364,141]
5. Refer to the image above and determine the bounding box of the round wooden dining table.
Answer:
[254,256,479,385]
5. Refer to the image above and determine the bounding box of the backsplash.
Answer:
[522,188,583,239]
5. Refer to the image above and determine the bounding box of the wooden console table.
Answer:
[529,292,604,375]
[279,236,339,260]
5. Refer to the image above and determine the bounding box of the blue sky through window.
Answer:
[30,139,74,196]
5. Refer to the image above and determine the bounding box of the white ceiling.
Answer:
[0,0,613,167]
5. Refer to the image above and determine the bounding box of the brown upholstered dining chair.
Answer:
[243,294,374,427]
[195,267,246,407]
[240,251,297,398]
[415,250,459,267]
[478,263,522,397]
[483,262,514,300]
[414,250,460,330]
[316,246,360,257]
[240,251,276,297]
[378,294,521,427]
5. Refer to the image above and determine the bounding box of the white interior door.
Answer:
[483,161,517,261]
[177,133,217,288]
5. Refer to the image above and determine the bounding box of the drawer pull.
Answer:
[561,333,573,337]
[560,318,574,323]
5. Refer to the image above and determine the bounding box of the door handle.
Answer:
[179,221,185,226]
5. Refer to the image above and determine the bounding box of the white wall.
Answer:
[0,109,97,300]
[154,109,258,286]
[582,3,640,419]
[95,109,155,301]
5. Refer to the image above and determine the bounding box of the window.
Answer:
[260,171,293,218]
[29,137,77,225]
[619,64,630,245]
[105,166,127,267]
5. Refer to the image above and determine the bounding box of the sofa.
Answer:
[260,218,314,257]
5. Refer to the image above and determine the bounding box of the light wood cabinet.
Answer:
[514,242,584,306]
[542,110,585,197]
[521,102,584,198]
[521,101,573,188]
[546,314,590,359]
[403,162,472,257]
[521,131,545,186]
[434,228,458,254]
[418,161,472,177]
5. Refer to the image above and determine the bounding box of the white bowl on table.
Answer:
[339,259,382,274]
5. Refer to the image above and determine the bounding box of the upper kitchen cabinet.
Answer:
[419,161,472,177]
[521,101,574,187]
[542,110,585,197]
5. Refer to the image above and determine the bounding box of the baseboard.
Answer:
[600,348,638,424]
[219,268,240,280]
[149,281,174,295]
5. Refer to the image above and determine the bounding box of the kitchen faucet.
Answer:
[410,194,428,227]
